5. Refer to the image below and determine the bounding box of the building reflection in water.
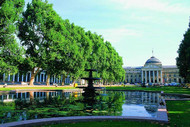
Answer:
[0,90,83,102]
[122,91,162,118]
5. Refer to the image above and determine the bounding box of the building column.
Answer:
[3,73,5,82]
[161,70,163,83]
[17,73,19,82]
[54,75,56,83]
[13,74,15,82]
[153,71,155,83]
[25,73,28,82]
[149,70,151,83]
[145,71,147,83]
[40,74,42,82]
[8,74,10,81]
[157,70,159,83]
[141,70,143,83]
[36,75,38,82]
[43,74,45,82]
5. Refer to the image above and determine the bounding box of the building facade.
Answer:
[0,71,73,85]
[124,56,183,84]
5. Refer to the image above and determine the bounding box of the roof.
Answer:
[123,66,143,69]
[145,56,161,64]
[162,65,177,68]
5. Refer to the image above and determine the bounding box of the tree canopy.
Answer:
[176,21,190,83]
[0,0,25,75]
[2,0,125,85]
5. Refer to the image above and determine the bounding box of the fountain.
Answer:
[77,69,101,89]
[77,69,102,110]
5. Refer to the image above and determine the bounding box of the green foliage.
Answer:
[177,21,190,83]
[0,0,25,74]
[85,31,125,84]
[18,0,63,71]
[1,0,125,84]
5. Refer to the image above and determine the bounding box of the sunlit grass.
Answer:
[0,87,77,91]
[106,86,190,95]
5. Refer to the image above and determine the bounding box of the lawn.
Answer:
[106,86,190,95]
[0,86,77,91]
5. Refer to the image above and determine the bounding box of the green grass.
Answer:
[40,100,190,127]
[166,100,190,127]
[106,86,190,95]
[1,85,189,95]
[0,86,77,91]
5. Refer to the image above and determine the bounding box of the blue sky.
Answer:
[25,0,190,66]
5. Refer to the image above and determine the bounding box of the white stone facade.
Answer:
[124,56,184,84]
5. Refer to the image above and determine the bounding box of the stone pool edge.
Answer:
[1,112,168,127]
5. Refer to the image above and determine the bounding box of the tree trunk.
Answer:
[29,91,34,100]
[61,75,66,86]
[29,67,40,86]
[72,80,76,87]
[46,73,50,86]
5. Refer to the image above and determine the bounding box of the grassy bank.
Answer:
[0,86,77,91]
[1,85,189,94]
[106,86,190,95]
[42,100,190,127]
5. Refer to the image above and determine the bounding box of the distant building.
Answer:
[123,56,184,84]
[0,70,73,85]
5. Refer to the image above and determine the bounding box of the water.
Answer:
[0,89,188,124]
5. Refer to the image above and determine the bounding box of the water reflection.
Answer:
[0,90,167,124]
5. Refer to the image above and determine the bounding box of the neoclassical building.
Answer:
[0,71,73,85]
[124,56,184,84]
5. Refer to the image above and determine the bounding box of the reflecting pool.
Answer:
[0,89,186,124]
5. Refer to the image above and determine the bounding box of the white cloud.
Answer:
[91,28,142,43]
[111,0,190,14]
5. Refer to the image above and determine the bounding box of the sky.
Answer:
[25,0,190,67]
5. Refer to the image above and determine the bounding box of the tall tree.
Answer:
[63,23,92,84]
[18,0,66,85]
[176,21,190,83]
[0,0,24,75]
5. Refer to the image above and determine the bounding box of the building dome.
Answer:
[145,56,161,64]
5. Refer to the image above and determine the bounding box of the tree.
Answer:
[176,21,190,83]
[18,0,66,85]
[0,0,24,75]
[85,31,125,85]
[62,23,92,85]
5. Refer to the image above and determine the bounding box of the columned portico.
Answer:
[148,71,151,83]
[142,69,162,83]
[145,71,147,83]
[140,56,163,84]
[157,70,159,83]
